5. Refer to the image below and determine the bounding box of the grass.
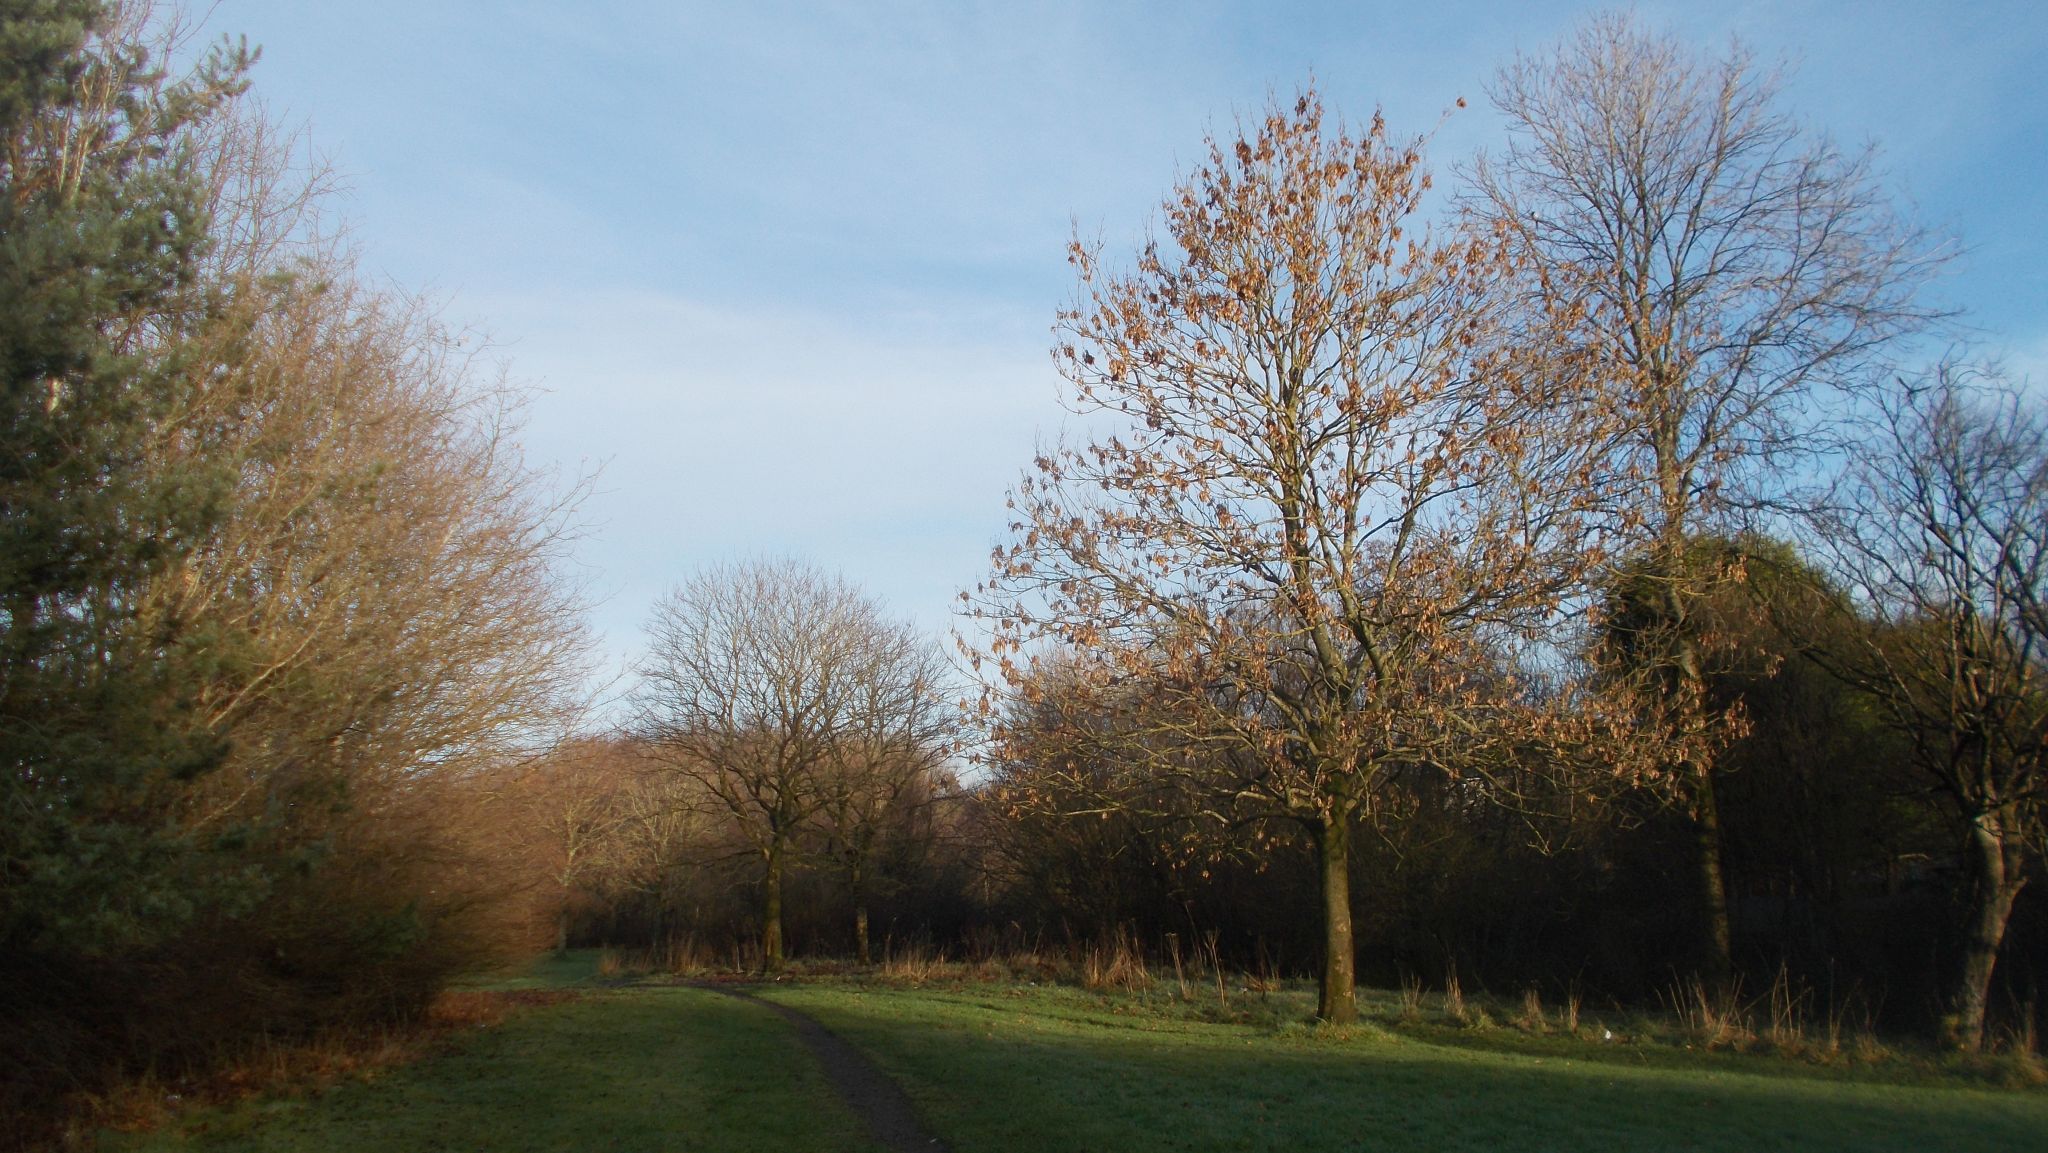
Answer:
[458,948,613,991]
[761,979,2048,1153]
[97,951,2048,1153]
[101,983,883,1153]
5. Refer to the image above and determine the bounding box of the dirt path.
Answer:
[695,984,951,1153]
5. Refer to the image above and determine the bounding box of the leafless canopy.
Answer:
[1470,10,1947,531]
[1468,10,1949,980]
[636,558,955,968]
[1811,367,2048,1049]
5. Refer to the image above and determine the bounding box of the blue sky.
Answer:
[203,1,2048,698]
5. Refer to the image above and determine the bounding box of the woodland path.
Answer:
[695,983,952,1153]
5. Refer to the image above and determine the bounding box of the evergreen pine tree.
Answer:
[0,0,250,954]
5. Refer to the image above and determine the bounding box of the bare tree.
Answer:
[1469,11,1948,976]
[812,628,958,963]
[1809,367,2047,1051]
[143,263,591,837]
[974,92,1614,1023]
[637,559,952,971]
[513,738,642,953]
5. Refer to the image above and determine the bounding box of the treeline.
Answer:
[551,10,2047,1063]
[543,549,2045,1045]
[0,3,587,1143]
[982,535,2041,1030]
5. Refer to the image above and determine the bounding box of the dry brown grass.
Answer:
[1078,931,1155,994]
[1663,975,1751,1049]
[60,987,577,1149]
[1397,973,1425,1023]
[1441,968,1469,1025]
[879,942,951,984]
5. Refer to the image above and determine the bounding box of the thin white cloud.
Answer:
[2000,332,2048,393]
[454,287,1070,680]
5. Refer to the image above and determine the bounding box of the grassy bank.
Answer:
[762,979,2048,1153]
[101,959,2048,1152]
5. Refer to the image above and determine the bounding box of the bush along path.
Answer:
[696,983,952,1153]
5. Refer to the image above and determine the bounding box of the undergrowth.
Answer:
[60,988,578,1150]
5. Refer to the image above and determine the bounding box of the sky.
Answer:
[199,0,2048,707]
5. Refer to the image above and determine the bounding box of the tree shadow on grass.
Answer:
[107,989,885,1153]
[782,990,2047,1153]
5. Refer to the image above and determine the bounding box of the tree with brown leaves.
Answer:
[974,91,1615,1023]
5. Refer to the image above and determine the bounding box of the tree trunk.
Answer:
[852,857,871,965]
[1944,811,2026,1052]
[1314,817,1357,1024]
[1657,520,1736,984]
[1695,766,1734,983]
[555,907,570,955]
[762,839,786,973]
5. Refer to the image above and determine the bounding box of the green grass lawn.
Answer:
[459,948,613,991]
[102,961,2048,1153]
[763,981,2048,1153]
[102,986,883,1153]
